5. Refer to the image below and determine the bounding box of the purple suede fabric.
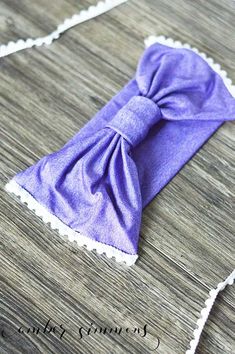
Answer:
[13,42,235,256]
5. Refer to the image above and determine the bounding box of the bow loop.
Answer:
[106,96,161,147]
[136,43,235,121]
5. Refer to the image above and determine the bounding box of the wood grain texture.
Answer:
[0,0,234,353]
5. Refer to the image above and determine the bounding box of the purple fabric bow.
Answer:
[7,42,235,265]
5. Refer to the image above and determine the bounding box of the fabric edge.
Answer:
[5,179,138,266]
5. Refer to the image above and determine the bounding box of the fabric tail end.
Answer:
[5,179,138,266]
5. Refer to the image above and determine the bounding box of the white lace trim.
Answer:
[145,35,235,98]
[186,269,235,354]
[5,179,138,266]
[0,0,127,58]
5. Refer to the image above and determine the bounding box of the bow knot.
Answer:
[106,96,162,147]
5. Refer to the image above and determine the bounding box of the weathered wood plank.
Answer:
[1,0,234,353]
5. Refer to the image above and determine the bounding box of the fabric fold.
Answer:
[6,39,235,264]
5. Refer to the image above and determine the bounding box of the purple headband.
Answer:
[6,37,235,266]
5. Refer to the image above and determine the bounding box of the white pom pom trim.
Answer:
[185,270,235,354]
[0,0,127,58]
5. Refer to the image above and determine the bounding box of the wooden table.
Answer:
[0,1,234,353]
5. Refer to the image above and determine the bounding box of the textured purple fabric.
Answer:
[13,42,235,256]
